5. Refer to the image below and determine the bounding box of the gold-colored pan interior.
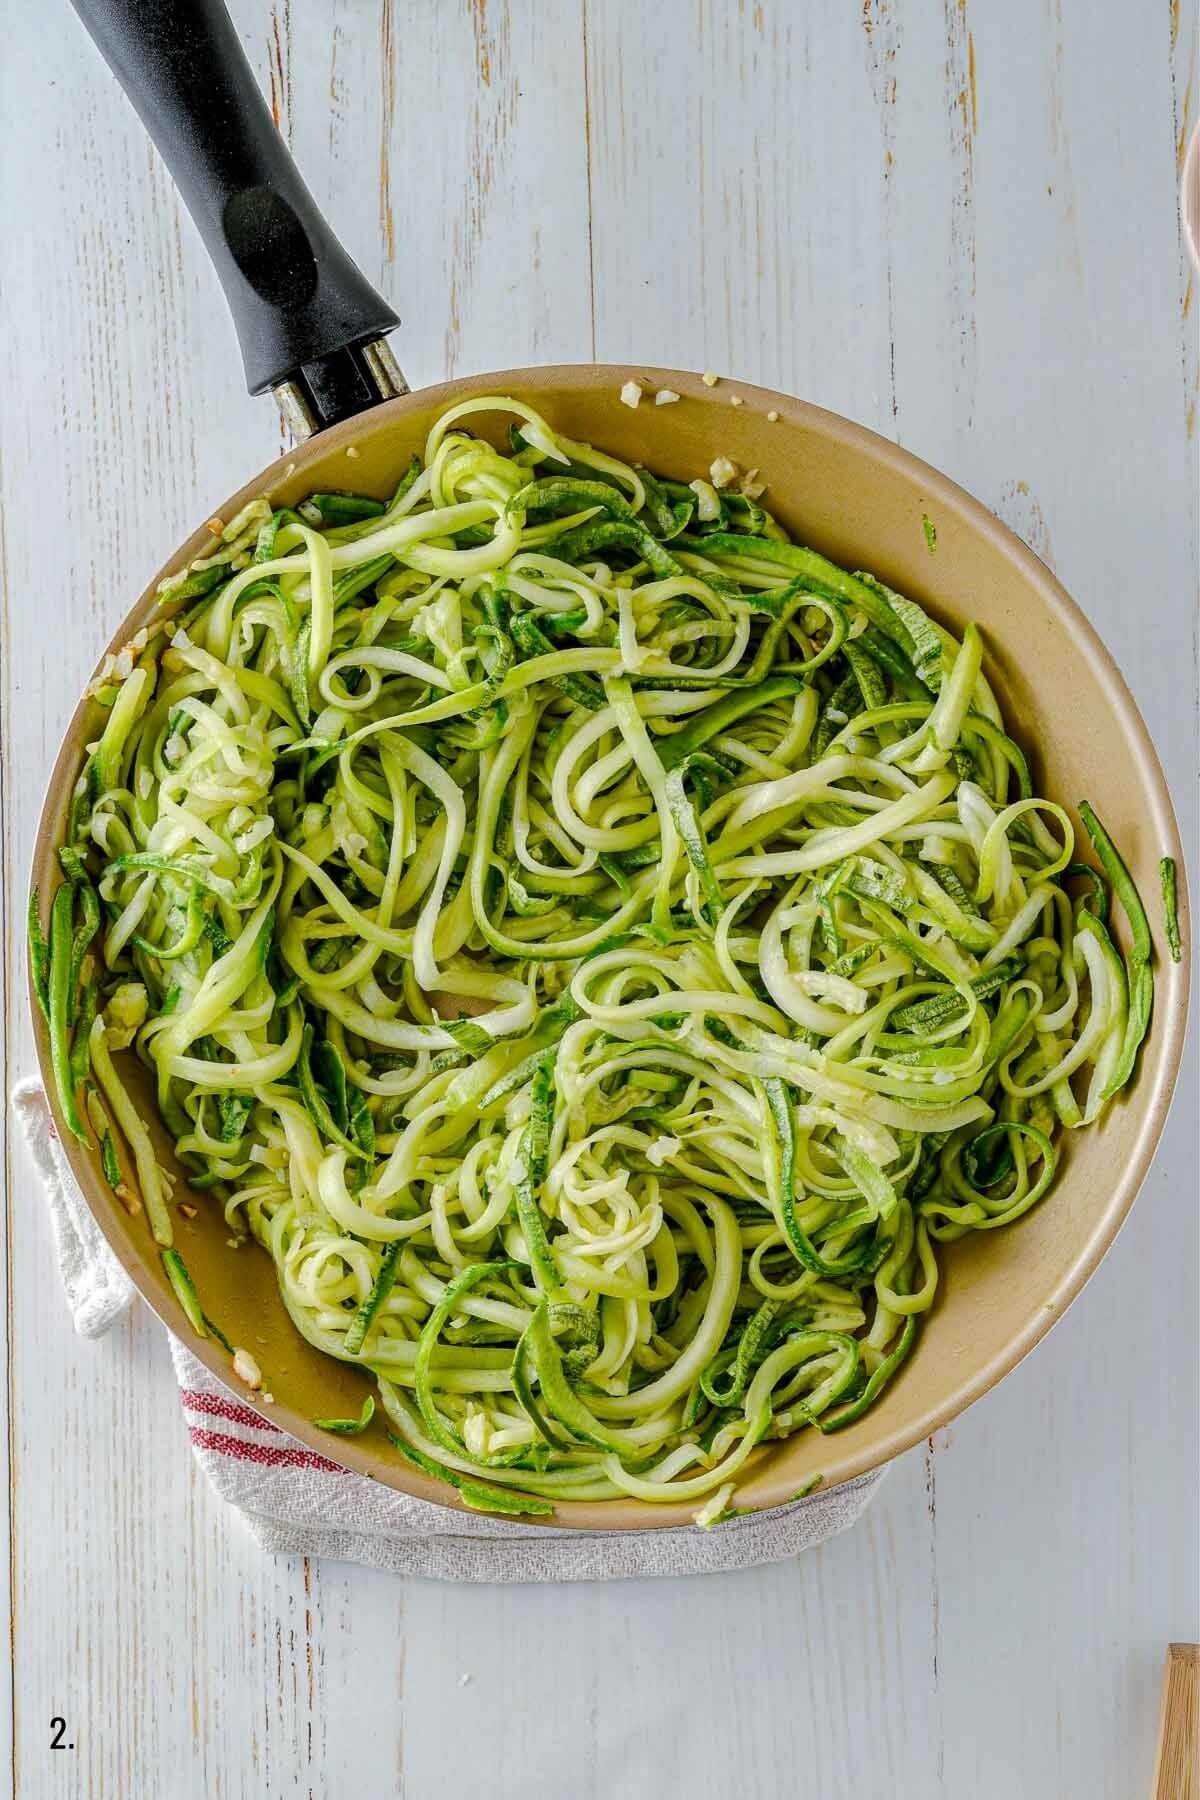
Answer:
[29,366,1190,1530]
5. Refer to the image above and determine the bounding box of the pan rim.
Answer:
[28,364,1190,1531]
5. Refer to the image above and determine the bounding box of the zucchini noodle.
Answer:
[33,396,1171,1516]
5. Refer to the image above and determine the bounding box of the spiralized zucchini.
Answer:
[35,395,1168,1516]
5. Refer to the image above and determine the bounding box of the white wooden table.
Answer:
[1,3,1196,1795]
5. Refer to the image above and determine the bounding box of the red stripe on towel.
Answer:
[178,1387,285,1433]
[187,1425,347,1474]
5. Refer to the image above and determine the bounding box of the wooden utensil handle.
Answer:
[1152,1644,1198,1800]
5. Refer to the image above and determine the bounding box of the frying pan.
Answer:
[30,0,1189,1528]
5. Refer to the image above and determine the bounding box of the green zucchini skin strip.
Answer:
[387,1434,553,1517]
[297,1024,370,1161]
[344,1243,401,1357]
[99,1126,121,1188]
[657,676,803,769]
[509,476,633,522]
[162,1249,207,1337]
[314,1395,376,1435]
[48,884,87,1140]
[52,394,1164,1513]
[542,518,683,580]
[28,888,51,1023]
[1160,856,1182,964]
[665,755,725,923]
[763,1080,888,1280]
[817,1316,917,1432]
[682,533,915,651]
[514,1061,562,1294]
[1078,801,1153,1097]
[516,1303,634,1453]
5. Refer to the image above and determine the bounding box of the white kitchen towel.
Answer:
[13,1080,885,1581]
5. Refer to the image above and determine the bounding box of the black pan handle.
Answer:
[69,0,407,436]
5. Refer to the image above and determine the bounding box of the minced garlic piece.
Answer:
[709,456,737,490]
[106,982,148,1050]
[233,1348,263,1389]
[701,370,719,387]
[654,388,680,406]
[689,479,722,521]
[619,380,642,408]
